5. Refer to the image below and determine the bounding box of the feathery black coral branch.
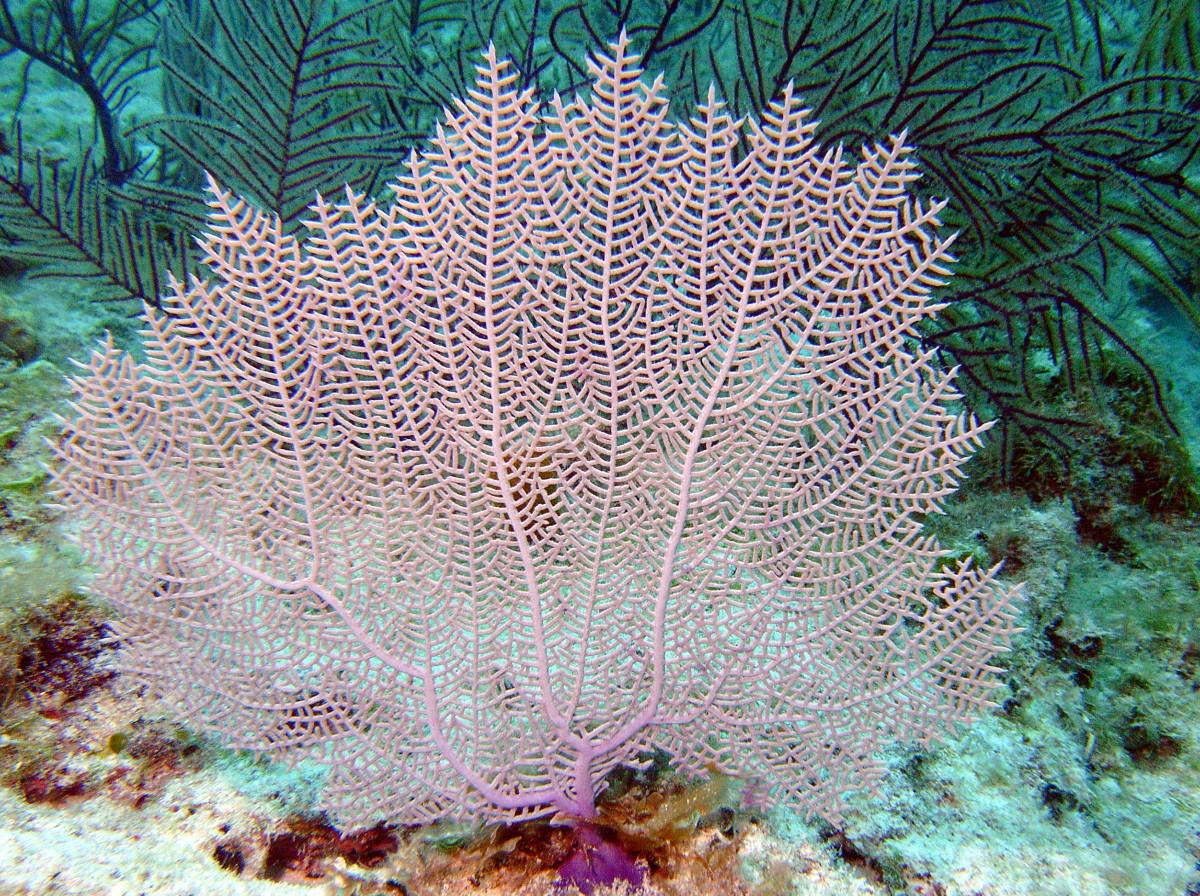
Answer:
[0,130,192,308]
[142,0,410,233]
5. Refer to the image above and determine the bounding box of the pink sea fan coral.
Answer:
[51,36,1020,828]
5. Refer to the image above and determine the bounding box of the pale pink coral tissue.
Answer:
[51,36,1020,837]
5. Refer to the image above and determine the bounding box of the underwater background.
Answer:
[0,0,1197,893]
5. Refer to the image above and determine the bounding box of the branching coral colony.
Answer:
[51,38,1021,890]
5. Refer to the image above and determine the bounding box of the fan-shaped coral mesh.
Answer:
[52,37,1020,826]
